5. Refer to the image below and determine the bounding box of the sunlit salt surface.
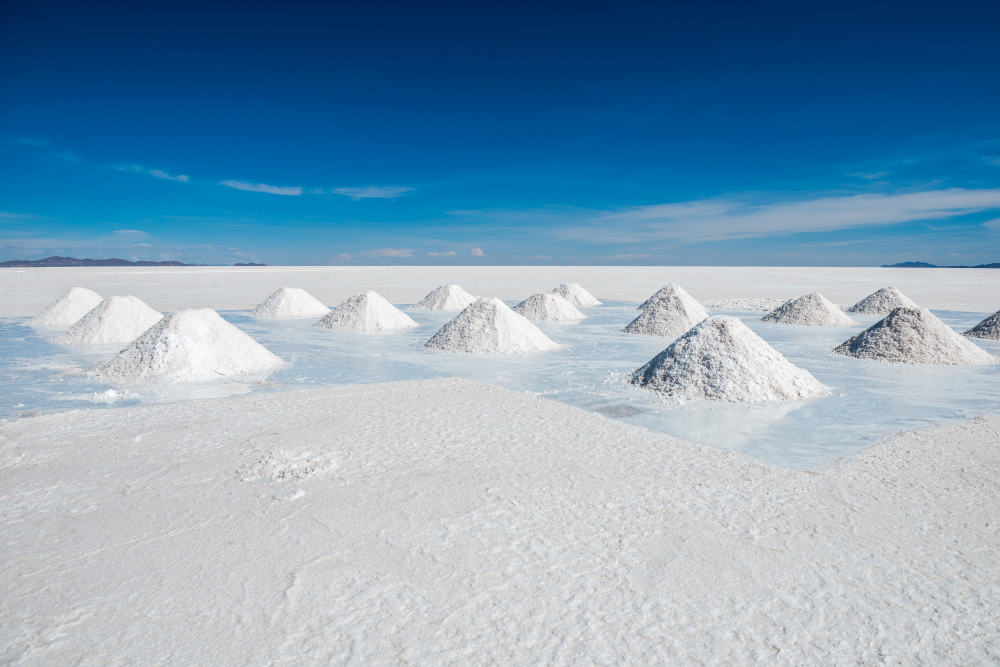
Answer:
[2,302,998,470]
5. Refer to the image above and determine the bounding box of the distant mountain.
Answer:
[883,261,1000,268]
[0,255,202,267]
[233,262,268,266]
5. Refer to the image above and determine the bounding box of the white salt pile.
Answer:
[628,316,829,403]
[425,297,559,353]
[28,287,103,326]
[52,296,162,345]
[512,293,585,321]
[624,285,709,337]
[964,310,1000,340]
[834,307,997,365]
[551,283,601,306]
[100,309,283,383]
[847,286,918,314]
[700,297,784,311]
[411,284,478,310]
[314,291,417,331]
[250,287,330,318]
[760,292,859,326]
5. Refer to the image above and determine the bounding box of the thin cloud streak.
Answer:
[149,169,189,182]
[221,180,302,196]
[332,186,415,200]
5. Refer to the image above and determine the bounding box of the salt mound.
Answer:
[512,293,585,321]
[551,283,601,306]
[624,286,709,337]
[425,297,559,353]
[250,287,330,318]
[761,292,859,326]
[99,309,283,383]
[847,287,917,314]
[29,287,103,326]
[314,291,417,330]
[52,296,162,345]
[834,307,996,365]
[412,285,477,310]
[701,297,784,311]
[964,310,1000,340]
[629,316,829,403]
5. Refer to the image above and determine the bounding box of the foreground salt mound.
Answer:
[761,292,859,326]
[834,307,996,365]
[513,293,585,321]
[100,309,283,383]
[314,291,417,331]
[847,286,917,314]
[551,283,601,306]
[29,287,104,327]
[425,297,559,353]
[250,287,330,318]
[629,316,828,403]
[52,296,162,345]
[624,286,709,337]
[412,284,477,310]
[964,310,1000,340]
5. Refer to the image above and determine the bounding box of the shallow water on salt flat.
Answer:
[2,302,998,470]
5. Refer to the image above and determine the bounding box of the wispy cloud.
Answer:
[365,248,414,258]
[149,169,190,182]
[426,250,458,257]
[848,171,888,180]
[470,247,484,256]
[984,217,1000,230]
[221,180,302,196]
[331,186,415,201]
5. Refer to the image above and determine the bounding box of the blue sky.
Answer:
[2,0,1000,265]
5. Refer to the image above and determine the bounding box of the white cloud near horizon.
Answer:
[332,186,415,201]
[365,248,414,258]
[470,247,484,256]
[221,180,302,196]
[426,250,458,257]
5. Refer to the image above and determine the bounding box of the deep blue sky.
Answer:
[2,0,1000,265]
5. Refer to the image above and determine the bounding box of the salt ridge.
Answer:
[761,292,859,326]
[964,310,1000,340]
[52,295,162,345]
[314,291,417,330]
[411,284,478,310]
[425,297,559,353]
[250,287,330,318]
[551,283,601,306]
[28,287,103,327]
[624,285,709,337]
[847,287,917,314]
[513,293,585,321]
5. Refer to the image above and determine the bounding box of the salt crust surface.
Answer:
[834,307,997,365]
[551,282,601,306]
[701,297,784,311]
[3,378,999,665]
[847,286,918,314]
[761,292,859,326]
[965,310,1000,340]
[51,295,162,345]
[630,316,829,403]
[425,297,559,353]
[411,284,478,310]
[249,287,329,318]
[314,291,417,331]
[625,284,708,337]
[27,287,103,327]
[512,292,585,321]
[99,309,284,383]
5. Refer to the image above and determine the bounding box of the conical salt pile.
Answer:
[761,292,859,326]
[629,316,829,403]
[637,284,706,313]
[52,296,162,345]
[425,297,559,353]
[551,283,601,306]
[513,293,585,321]
[99,309,283,383]
[29,287,103,326]
[250,287,330,318]
[314,291,417,331]
[847,287,917,314]
[624,285,708,337]
[412,285,477,310]
[964,310,1000,340]
[834,307,996,365]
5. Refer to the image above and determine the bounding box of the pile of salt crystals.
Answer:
[964,310,1000,340]
[314,291,417,331]
[100,309,283,383]
[411,284,477,310]
[52,296,162,345]
[551,283,601,306]
[250,287,330,318]
[629,315,829,403]
[833,307,997,365]
[760,292,859,326]
[425,297,559,353]
[512,293,585,321]
[847,287,918,314]
[29,287,104,327]
[624,284,708,337]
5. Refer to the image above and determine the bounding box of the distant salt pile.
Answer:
[52,296,162,345]
[314,291,417,331]
[425,297,559,353]
[847,287,918,314]
[412,284,478,310]
[28,287,103,326]
[964,310,1000,340]
[100,309,283,383]
[624,285,709,337]
[760,292,859,326]
[629,316,829,403]
[513,293,585,321]
[834,307,996,365]
[551,283,601,306]
[700,297,784,311]
[250,287,330,319]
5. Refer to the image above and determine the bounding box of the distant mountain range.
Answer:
[0,256,267,267]
[883,261,1000,268]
